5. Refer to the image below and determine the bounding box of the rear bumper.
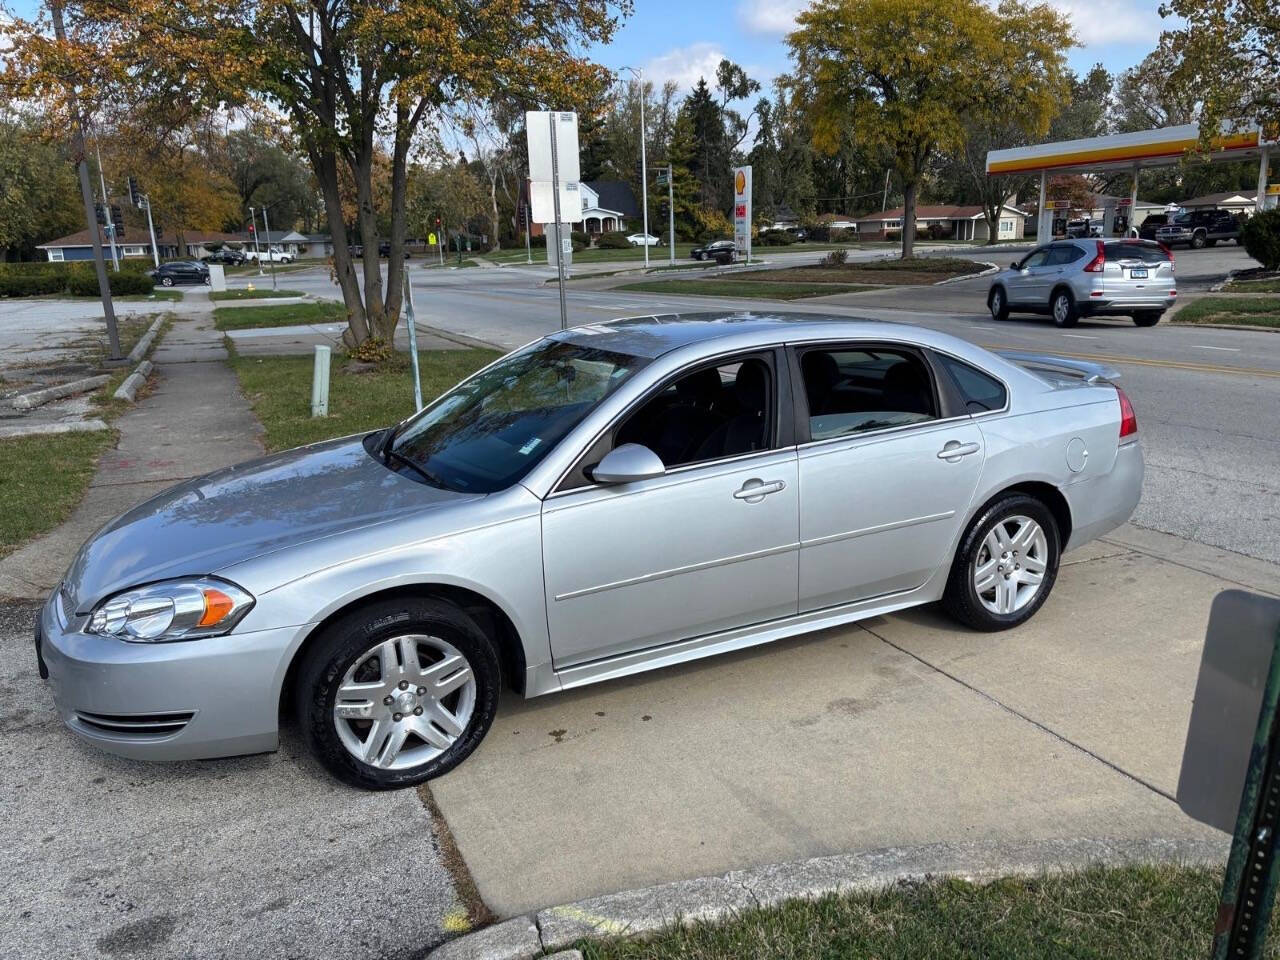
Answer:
[1064,441,1144,551]
[37,593,305,761]
[1080,296,1176,315]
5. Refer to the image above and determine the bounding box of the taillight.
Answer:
[1083,240,1106,273]
[1117,386,1137,440]
[1159,242,1174,261]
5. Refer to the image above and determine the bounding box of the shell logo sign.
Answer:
[735,170,747,196]
[732,165,752,261]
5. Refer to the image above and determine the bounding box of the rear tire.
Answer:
[296,596,501,790]
[942,494,1061,631]
[1051,287,1079,327]
[988,285,1010,321]
[1191,232,1206,249]
[1133,311,1162,327]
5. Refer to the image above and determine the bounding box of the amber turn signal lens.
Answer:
[198,587,236,627]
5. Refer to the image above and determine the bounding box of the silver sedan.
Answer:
[37,313,1143,789]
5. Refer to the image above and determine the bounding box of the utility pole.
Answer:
[94,141,119,271]
[882,169,891,212]
[49,0,121,361]
[143,197,159,267]
[261,205,279,290]
[249,206,264,275]
[667,166,675,266]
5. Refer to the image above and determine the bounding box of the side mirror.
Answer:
[1010,261,1022,270]
[591,443,666,485]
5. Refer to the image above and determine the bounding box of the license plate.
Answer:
[1130,268,1148,279]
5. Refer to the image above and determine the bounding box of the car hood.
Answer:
[62,435,478,613]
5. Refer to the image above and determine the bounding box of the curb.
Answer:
[9,375,112,412]
[0,418,109,439]
[425,835,1226,959]
[113,359,154,402]
[127,315,166,364]
[935,262,998,285]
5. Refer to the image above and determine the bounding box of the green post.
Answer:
[1214,620,1280,959]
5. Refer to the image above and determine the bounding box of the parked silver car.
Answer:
[37,314,1143,789]
[987,238,1176,327]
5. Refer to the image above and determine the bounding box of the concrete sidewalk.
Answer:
[428,526,1279,918]
[0,293,263,600]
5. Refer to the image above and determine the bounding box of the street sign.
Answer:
[428,232,437,246]
[733,165,752,262]
[1117,198,1132,206]
[656,169,669,186]
[1050,199,1072,209]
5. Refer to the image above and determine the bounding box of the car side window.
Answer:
[1020,248,1050,269]
[936,354,1008,414]
[614,356,775,469]
[798,347,937,441]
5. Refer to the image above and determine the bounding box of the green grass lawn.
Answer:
[615,279,878,300]
[224,261,316,276]
[1174,296,1280,327]
[211,288,307,301]
[1224,278,1280,293]
[733,256,989,287]
[214,299,348,331]
[571,865,1257,960]
[0,429,119,557]
[227,349,500,451]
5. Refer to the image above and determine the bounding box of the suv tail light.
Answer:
[1117,386,1138,441]
[1159,242,1174,261]
[1083,240,1106,273]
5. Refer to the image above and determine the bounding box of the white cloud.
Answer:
[1038,0,1156,48]
[643,43,729,91]
[736,0,809,35]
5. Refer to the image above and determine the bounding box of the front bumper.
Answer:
[37,594,305,761]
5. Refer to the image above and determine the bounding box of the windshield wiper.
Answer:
[385,447,447,489]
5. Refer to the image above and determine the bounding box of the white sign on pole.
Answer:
[733,165,752,262]
[526,111,581,223]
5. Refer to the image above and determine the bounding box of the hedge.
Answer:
[0,261,155,297]
[597,231,632,249]
[1241,210,1280,271]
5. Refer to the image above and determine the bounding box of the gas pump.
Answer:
[1102,202,1129,236]
[1049,199,1070,238]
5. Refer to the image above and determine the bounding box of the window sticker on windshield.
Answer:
[519,437,543,456]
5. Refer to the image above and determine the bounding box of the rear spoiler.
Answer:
[996,350,1121,384]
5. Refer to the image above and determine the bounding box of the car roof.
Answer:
[547,311,990,361]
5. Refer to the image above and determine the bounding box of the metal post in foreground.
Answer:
[95,143,119,271]
[668,167,675,266]
[403,278,424,412]
[261,206,279,290]
[525,197,533,265]
[637,72,649,268]
[549,112,568,331]
[249,207,265,276]
[310,345,331,417]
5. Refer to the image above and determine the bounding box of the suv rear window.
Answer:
[936,355,1007,413]
[1106,241,1167,263]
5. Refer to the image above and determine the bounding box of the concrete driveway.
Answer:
[429,525,1276,917]
[0,598,469,960]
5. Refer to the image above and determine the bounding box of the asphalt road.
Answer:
[237,244,1279,564]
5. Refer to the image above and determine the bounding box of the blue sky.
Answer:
[593,0,1179,95]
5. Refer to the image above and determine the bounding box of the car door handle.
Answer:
[937,441,981,461]
[733,478,786,502]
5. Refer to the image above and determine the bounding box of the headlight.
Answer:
[86,578,255,643]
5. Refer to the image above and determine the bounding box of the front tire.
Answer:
[988,285,1010,321]
[1133,311,1162,327]
[161,276,174,287]
[942,494,1061,631]
[1051,287,1079,327]
[296,596,501,790]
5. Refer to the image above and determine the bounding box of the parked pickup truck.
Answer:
[1155,209,1240,249]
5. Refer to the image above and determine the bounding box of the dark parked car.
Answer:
[202,248,246,266]
[1156,209,1241,248]
[691,239,737,264]
[1137,214,1169,241]
[149,261,210,287]
[378,242,410,258]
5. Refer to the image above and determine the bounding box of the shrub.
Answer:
[829,227,855,243]
[571,230,590,247]
[885,230,901,242]
[1241,209,1280,271]
[597,231,631,249]
[760,230,796,246]
[0,272,64,297]
[925,222,953,241]
[520,232,547,248]
[67,269,155,296]
[821,249,849,266]
[571,240,586,253]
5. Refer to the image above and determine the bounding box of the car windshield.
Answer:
[388,339,648,493]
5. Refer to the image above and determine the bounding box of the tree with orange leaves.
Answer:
[5,0,625,349]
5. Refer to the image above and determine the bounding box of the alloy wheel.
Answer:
[1053,293,1070,325]
[972,515,1048,615]
[332,633,476,770]
[990,289,1003,318]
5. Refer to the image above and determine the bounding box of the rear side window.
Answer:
[936,355,1007,414]
[1106,241,1167,263]
[799,347,937,440]
[1048,245,1084,265]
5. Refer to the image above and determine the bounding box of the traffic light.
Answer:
[127,176,141,207]
[435,216,441,226]
[248,223,255,235]
[659,201,670,219]
[95,203,107,226]
[110,204,125,239]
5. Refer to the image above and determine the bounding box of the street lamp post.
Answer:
[248,206,265,276]
[261,205,279,290]
[622,67,649,267]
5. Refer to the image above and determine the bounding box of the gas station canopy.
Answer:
[986,122,1275,242]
